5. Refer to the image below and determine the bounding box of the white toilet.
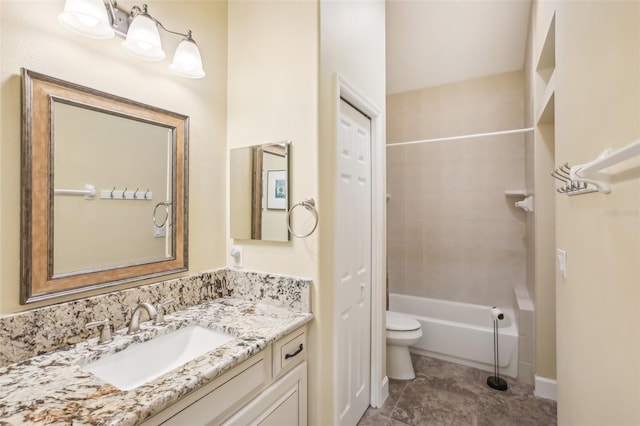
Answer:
[386,311,423,380]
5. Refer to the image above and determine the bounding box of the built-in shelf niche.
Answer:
[536,13,556,85]
[536,11,556,125]
[537,91,555,125]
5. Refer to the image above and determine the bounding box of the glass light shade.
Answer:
[122,14,165,61]
[58,0,114,39]
[170,39,205,79]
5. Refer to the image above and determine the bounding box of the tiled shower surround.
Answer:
[0,268,311,367]
[386,70,527,310]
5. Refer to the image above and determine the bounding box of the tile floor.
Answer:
[358,354,557,426]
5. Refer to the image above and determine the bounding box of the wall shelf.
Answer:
[536,64,556,125]
[537,91,555,125]
[505,189,528,197]
[535,12,556,126]
[536,13,556,84]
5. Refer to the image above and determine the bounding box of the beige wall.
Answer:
[386,71,526,310]
[229,147,253,239]
[0,1,228,313]
[228,1,385,423]
[529,0,557,382]
[551,1,640,424]
[226,0,323,421]
[319,0,386,423]
[227,0,318,275]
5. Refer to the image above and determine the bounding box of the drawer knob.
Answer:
[284,343,304,360]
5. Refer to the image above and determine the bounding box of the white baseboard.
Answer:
[534,375,557,401]
[375,376,389,408]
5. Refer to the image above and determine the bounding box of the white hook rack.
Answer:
[100,187,153,200]
[552,139,640,196]
[569,153,611,194]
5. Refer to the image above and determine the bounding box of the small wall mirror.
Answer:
[230,142,290,242]
[21,69,188,304]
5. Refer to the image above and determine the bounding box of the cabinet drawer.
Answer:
[273,329,306,378]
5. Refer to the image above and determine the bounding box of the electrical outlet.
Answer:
[154,225,166,238]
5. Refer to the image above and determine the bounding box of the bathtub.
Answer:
[389,293,519,378]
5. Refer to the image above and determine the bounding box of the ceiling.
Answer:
[386,0,532,94]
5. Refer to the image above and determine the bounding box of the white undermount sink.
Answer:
[83,325,235,391]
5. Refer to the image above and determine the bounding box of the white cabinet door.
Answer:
[224,362,307,426]
[259,388,299,426]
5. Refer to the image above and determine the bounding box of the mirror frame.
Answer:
[20,68,189,304]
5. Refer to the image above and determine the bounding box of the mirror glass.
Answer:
[52,101,173,274]
[230,142,290,242]
[21,69,188,304]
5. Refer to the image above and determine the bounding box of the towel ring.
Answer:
[287,197,318,238]
[153,201,172,228]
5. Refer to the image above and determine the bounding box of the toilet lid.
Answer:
[386,311,421,331]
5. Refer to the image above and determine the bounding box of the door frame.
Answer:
[334,73,387,411]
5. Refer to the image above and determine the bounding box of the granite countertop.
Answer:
[0,297,313,426]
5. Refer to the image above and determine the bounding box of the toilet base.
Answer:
[386,344,416,380]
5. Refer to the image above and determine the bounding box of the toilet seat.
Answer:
[386,311,420,331]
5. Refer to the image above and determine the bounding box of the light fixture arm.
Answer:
[157,21,193,41]
[128,3,194,42]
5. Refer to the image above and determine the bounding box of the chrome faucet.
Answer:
[127,302,158,334]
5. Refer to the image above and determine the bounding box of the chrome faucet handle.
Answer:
[154,298,176,325]
[86,318,113,344]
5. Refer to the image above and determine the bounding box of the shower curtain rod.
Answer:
[386,127,534,148]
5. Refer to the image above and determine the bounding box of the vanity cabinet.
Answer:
[225,327,307,426]
[224,362,306,426]
[142,327,307,426]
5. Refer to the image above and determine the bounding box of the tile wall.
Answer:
[386,71,527,310]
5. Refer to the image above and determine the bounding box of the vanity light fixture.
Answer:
[58,0,205,79]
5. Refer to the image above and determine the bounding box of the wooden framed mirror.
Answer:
[20,69,188,304]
